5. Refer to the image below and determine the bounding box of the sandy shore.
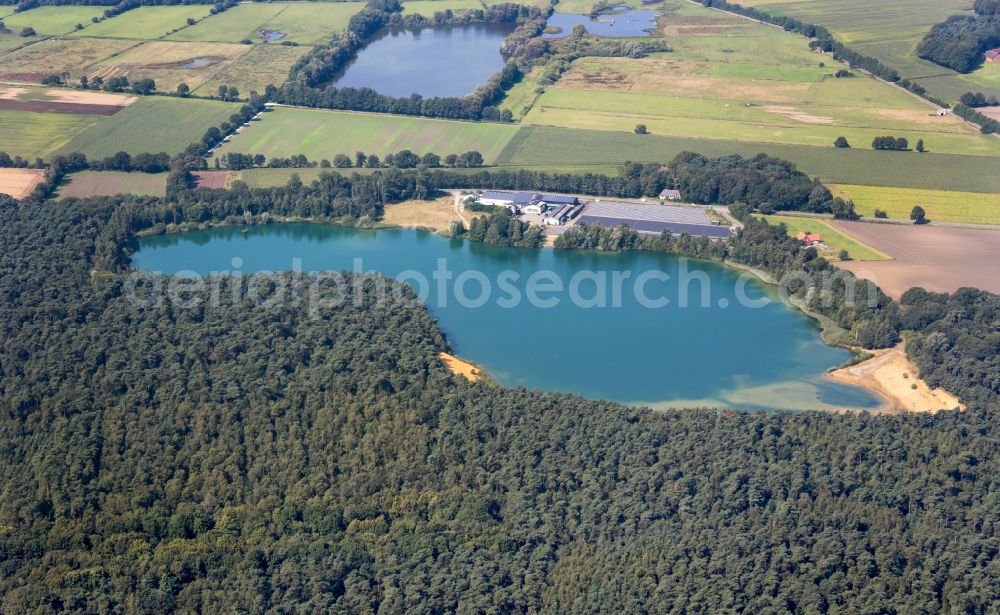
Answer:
[381,196,461,234]
[827,343,963,413]
[439,352,483,382]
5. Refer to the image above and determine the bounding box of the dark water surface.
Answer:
[133,223,881,411]
[544,8,660,38]
[330,23,514,97]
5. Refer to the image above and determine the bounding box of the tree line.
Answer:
[693,0,900,82]
[270,0,543,121]
[219,149,485,171]
[953,101,1000,134]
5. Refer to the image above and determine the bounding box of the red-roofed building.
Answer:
[986,48,1000,63]
[796,231,821,246]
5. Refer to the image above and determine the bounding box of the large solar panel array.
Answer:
[579,201,731,238]
[585,201,711,225]
[577,216,733,238]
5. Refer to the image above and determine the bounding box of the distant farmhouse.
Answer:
[985,48,1000,63]
[796,232,822,247]
[659,189,682,201]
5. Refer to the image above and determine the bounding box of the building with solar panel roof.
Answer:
[577,201,731,239]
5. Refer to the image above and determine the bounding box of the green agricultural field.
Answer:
[401,0,483,16]
[70,6,215,40]
[86,41,253,92]
[1,7,107,36]
[193,44,311,96]
[58,97,238,158]
[555,0,661,13]
[168,2,364,45]
[485,0,552,6]
[528,3,1000,156]
[214,108,521,163]
[759,214,889,261]
[523,90,1000,156]
[827,184,1000,225]
[0,34,34,54]
[0,109,103,159]
[165,3,287,42]
[728,0,1000,103]
[0,37,136,83]
[498,67,543,120]
[964,62,1000,92]
[496,125,1000,193]
[58,171,167,199]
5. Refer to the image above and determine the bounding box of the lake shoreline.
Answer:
[826,343,964,413]
[137,214,887,412]
[134,217,887,412]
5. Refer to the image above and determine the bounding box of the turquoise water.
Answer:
[330,24,514,98]
[132,223,881,411]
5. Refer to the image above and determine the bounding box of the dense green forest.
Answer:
[918,0,1000,73]
[1,189,999,612]
[2,150,1000,611]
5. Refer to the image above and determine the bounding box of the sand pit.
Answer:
[0,168,44,199]
[382,196,461,234]
[439,352,482,381]
[828,344,963,413]
[831,220,1000,298]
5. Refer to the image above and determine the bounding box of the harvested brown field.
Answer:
[634,72,811,101]
[657,13,752,36]
[979,106,1000,121]
[381,196,461,233]
[87,41,252,92]
[761,104,835,124]
[0,38,135,83]
[0,86,136,106]
[0,168,44,199]
[193,170,232,189]
[831,220,1000,297]
[566,55,815,100]
[0,99,125,115]
[555,65,636,92]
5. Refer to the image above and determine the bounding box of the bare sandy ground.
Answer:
[382,196,461,234]
[979,106,1000,122]
[831,220,1000,298]
[439,352,482,381]
[0,85,137,106]
[828,344,963,413]
[0,168,44,199]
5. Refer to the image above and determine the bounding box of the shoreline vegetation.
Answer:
[139,202,953,414]
[383,208,965,414]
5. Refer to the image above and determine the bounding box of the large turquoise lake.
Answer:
[133,224,881,411]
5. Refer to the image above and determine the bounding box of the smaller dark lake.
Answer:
[260,29,286,41]
[330,23,515,98]
[544,8,659,38]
